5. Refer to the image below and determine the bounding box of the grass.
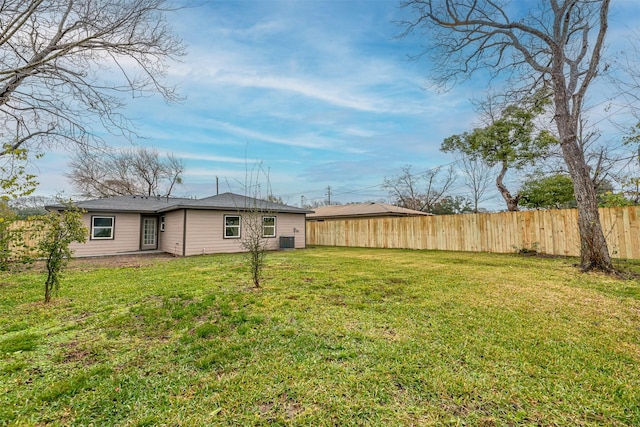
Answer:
[1,247,639,426]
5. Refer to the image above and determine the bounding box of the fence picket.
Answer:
[306,206,640,259]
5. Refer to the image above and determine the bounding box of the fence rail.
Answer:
[306,206,640,260]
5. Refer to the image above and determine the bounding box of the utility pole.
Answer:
[301,195,305,207]
[326,185,331,205]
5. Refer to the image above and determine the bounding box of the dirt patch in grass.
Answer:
[60,342,98,365]
[8,252,176,273]
[68,253,176,270]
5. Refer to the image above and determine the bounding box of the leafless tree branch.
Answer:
[0,0,186,159]
[66,146,184,198]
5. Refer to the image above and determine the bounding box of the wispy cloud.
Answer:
[209,120,333,149]
[170,152,255,164]
[212,72,391,113]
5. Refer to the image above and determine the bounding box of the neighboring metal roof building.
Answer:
[47,192,313,214]
[306,203,432,220]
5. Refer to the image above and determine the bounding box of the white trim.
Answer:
[91,216,115,240]
[224,215,241,238]
[262,216,276,238]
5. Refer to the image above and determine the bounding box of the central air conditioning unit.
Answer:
[279,236,295,250]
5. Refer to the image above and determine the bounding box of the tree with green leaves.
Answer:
[598,191,634,208]
[442,99,557,211]
[38,202,87,303]
[520,174,576,210]
[402,0,615,271]
[430,195,473,215]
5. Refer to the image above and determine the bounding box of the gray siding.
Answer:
[70,213,141,257]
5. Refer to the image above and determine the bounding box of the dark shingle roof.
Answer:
[171,193,311,213]
[306,202,432,220]
[47,193,312,214]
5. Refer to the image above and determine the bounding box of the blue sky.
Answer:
[31,0,640,209]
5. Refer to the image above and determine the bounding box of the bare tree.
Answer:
[383,164,456,213]
[67,147,184,198]
[0,0,185,160]
[239,203,269,289]
[401,0,615,271]
[234,161,274,289]
[455,154,493,213]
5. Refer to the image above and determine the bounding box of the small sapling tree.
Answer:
[235,161,274,288]
[38,201,87,303]
[240,205,269,289]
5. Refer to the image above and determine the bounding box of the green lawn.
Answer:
[1,247,639,426]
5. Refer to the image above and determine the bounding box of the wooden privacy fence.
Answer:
[5,219,47,258]
[306,206,640,259]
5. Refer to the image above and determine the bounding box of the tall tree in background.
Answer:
[401,0,615,271]
[68,147,184,198]
[0,0,185,170]
[383,165,456,213]
[442,99,556,211]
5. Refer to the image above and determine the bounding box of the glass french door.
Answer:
[141,217,158,250]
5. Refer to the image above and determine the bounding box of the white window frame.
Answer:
[224,215,241,239]
[91,216,115,240]
[262,216,276,238]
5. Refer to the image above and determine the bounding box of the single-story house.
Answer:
[306,202,432,221]
[46,192,313,257]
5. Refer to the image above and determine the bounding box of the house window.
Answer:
[224,215,241,238]
[263,216,276,237]
[91,216,114,240]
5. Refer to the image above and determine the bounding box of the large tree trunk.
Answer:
[557,127,613,271]
[496,161,520,212]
